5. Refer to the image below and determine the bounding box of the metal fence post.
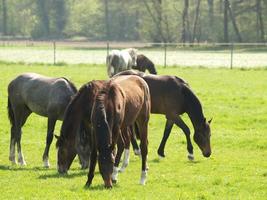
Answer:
[107,42,109,58]
[164,43,167,68]
[53,41,56,65]
[230,43,234,69]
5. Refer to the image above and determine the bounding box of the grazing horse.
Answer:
[86,75,150,188]
[7,73,78,167]
[56,80,106,174]
[106,48,138,77]
[115,70,212,160]
[132,54,157,74]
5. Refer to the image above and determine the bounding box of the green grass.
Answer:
[0,63,266,199]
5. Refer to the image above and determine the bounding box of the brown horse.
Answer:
[132,54,157,74]
[56,80,106,174]
[86,75,150,188]
[115,70,212,160]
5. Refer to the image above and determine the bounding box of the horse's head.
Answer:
[56,134,76,174]
[127,48,138,67]
[193,118,212,157]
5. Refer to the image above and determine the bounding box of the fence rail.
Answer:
[0,40,266,68]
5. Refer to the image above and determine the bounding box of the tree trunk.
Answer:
[104,0,110,40]
[181,0,190,43]
[207,0,214,28]
[54,0,67,37]
[2,0,7,35]
[37,0,50,37]
[224,0,229,43]
[256,0,265,42]
[192,0,201,43]
[227,0,242,42]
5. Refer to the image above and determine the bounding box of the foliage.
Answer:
[0,0,266,42]
[0,63,266,199]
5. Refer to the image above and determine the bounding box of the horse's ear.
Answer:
[55,135,60,140]
[208,118,213,124]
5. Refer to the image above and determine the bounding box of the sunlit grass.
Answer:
[0,63,266,199]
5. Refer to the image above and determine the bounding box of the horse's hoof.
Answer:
[119,167,125,173]
[158,154,165,160]
[85,181,91,188]
[139,170,147,185]
[112,179,117,184]
[188,154,194,161]
[134,149,141,156]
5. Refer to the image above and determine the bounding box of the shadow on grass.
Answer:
[0,164,56,171]
[83,182,120,191]
[38,170,90,179]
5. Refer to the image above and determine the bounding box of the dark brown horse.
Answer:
[86,75,150,188]
[132,54,157,74]
[56,80,106,173]
[7,73,78,168]
[115,70,212,160]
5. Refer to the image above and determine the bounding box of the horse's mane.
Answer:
[93,81,115,149]
[182,85,205,127]
[56,83,91,148]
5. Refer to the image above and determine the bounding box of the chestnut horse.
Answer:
[56,80,106,173]
[86,75,150,188]
[115,70,212,160]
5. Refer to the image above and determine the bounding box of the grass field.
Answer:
[0,63,266,199]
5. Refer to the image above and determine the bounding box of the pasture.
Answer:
[0,62,266,199]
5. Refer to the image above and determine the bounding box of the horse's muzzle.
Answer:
[203,151,211,158]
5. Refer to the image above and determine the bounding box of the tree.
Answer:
[2,0,7,35]
[181,0,190,43]
[256,0,265,42]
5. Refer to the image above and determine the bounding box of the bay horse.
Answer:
[56,80,105,173]
[86,75,150,188]
[106,48,138,77]
[115,70,212,161]
[132,54,157,74]
[7,73,79,168]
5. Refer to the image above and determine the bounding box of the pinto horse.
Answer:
[115,70,212,160]
[7,73,79,167]
[86,75,150,188]
[106,48,138,77]
[132,54,157,74]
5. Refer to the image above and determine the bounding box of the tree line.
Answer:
[0,0,266,43]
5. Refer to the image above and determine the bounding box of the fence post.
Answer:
[107,42,109,58]
[230,43,234,69]
[53,41,56,65]
[164,43,167,68]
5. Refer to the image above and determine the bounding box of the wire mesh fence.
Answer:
[0,40,266,68]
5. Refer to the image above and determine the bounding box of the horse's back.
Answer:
[8,73,76,119]
[112,75,150,125]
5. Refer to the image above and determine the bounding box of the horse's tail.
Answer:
[106,54,113,77]
[7,97,15,127]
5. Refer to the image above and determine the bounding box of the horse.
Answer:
[56,80,106,174]
[106,48,138,77]
[7,73,80,168]
[115,70,212,161]
[86,75,150,188]
[132,54,157,74]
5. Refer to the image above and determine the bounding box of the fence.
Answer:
[0,40,266,68]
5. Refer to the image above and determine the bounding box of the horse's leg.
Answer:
[112,135,124,183]
[130,124,141,156]
[15,106,31,166]
[9,125,17,165]
[42,117,56,168]
[119,127,131,172]
[173,116,194,160]
[85,148,97,187]
[137,121,148,185]
[157,119,174,158]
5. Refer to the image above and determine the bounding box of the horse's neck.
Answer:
[184,87,205,131]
